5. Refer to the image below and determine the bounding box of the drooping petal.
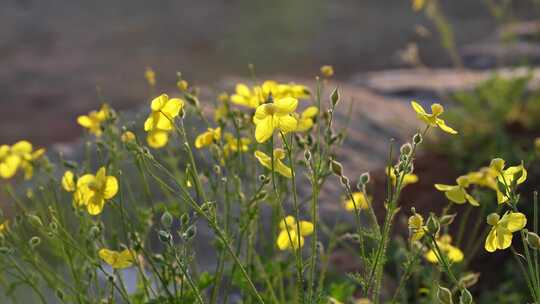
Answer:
[485,228,498,252]
[436,119,458,134]
[62,171,76,192]
[277,115,298,133]
[254,116,274,143]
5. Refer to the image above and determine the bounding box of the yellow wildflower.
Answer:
[408,213,426,241]
[387,166,418,188]
[195,127,221,149]
[146,130,170,149]
[296,106,319,132]
[121,131,136,143]
[230,83,263,109]
[99,248,136,269]
[343,192,369,212]
[254,149,292,178]
[435,175,479,206]
[75,167,118,215]
[253,97,298,143]
[144,94,184,132]
[425,234,464,263]
[223,133,250,158]
[145,67,156,86]
[410,101,457,134]
[485,212,527,252]
[412,0,426,11]
[489,158,527,204]
[61,170,76,192]
[0,145,21,179]
[177,79,189,91]
[320,65,334,77]
[77,104,110,137]
[276,216,313,250]
[0,220,8,233]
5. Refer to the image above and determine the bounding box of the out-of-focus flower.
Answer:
[435,175,479,206]
[343,192,369,212]
[276,216,313,250]
[145,67,156,86]
[144,94,184,149]
[77,104,110,137]
[223,133,250,158]
[0,141,45,180]
[408,213,426,241]
[254,149,292,178]
[320,65,334,77]
[296,106,319,132]
[387,166,418,188]
[62,170,76,192]
[195,127,221,149]
[425,234,464,263]
[99,248,136,269]
[177,79,189,91]
[121,131,136,143]
[489,158,527,204]
[412,0,426,11]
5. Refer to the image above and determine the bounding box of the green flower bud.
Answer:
[437,285,453,304]
[27,214,43,227]
[413,133,423,144]
[426,214,440,235]
[459,272,480,288]
[160,211,173,228]
[331,88,340,107]
[29,236,41,248]
[440,213,457,226]
[400,143,413,156]
[158,230,172,244]
[331,160,343,176]
[526,231,540,249]
[459,289,473,304]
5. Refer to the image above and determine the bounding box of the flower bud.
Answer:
[486,213,500,226]
[440,213,457,226]
[27,214,43,227]
[330,88,340,107]
[340,176,350,187]
[89,225,101,239]
[183,225,197,241]
[161,211,173,229]
[413,133,423,144]
[158,230,172,244]
[526,231,540,249]
[426,214,440,235]
[29,236,41,248]
[331,160,343,176]
[180,213,190,227]
[459,288,473,304]
[358,172,371,185]
[400,143,412,156]
[304,150,312,162]
[437,285,453,304]
[458,272,480,288]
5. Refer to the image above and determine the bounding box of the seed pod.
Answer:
[426,213,440,235]
[359,172,370,185]
[400,143,413,156]
[437,285,453,304]
[413,133,423,144]
[29,236,41,248]
[331,88,340,107]
[161,211,173,229]
[27,214,43,227]
[459,289,473,304]
[331,160,343,176]
[180,213,190,226]
[183,225,197,241]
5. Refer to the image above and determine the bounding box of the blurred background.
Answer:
[0,0,509,146]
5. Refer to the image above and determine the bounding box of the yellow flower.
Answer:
[276,216,313,250]
[144,94,184,132]
[75,167,118,215]
[145,67,156,86]
[343,192,369,212]
[425,234,464,263]
[0,220,8,234]
[410,101,457,134]
[408,213,426,241]
[61,170,76,192]
[98,248,136,269]
[146,130,170,149]
[77,104,110,137]
[320,65,334,77]
[254,149,292,178]
[253,97,298,143]
[435,175,479,206]
[195,127,221,149]
[412,0,426,11]
[296,106,319,132]
[223,133,250,158]
[177,79,189,91]
[0,141,45,180]
[121,131,136,143]
[387,166,418,188]
[230,83,263,109]
[485,212,527,252]
[489,158,527,204]
[0,145,21,179]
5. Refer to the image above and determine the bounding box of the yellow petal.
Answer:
[280,216,296,230]
[411,101,427,116]
[87,194,105,215]
[299,221,314,236]
[77,115,93,128]
[11,141,33,154]
[485,228,498,252]
[277,115,298,133]
[147,131,169,149]
[274,97,298,114]
[62,171,76,192]
[501,212,527,232]
[104,176,119,199]
[444,187,466,204]
[277,230,293,250]
[275,159,292,178]
[447,245,464,263]
[151,94,168,111]
[436,119,458,134]
[161,98,184,118]
[254,116,274,143]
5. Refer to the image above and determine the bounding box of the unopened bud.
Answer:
[183,225,197,241]
[331,160,343,176]
[27,214,43,227]
[29,236,41,248]
[426,214,440,235]
[437,285,453,304]
[161,211,173,228]
[158,230,172,244]
[486,213,500,226]
[440,213,457,226]
[330,88,340,107]
[458,272,480,288]
[400,143,412,156]
[413,133,423,144]
[359,172,370,185]
[459,289,473,304]
[526,231,540,249]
